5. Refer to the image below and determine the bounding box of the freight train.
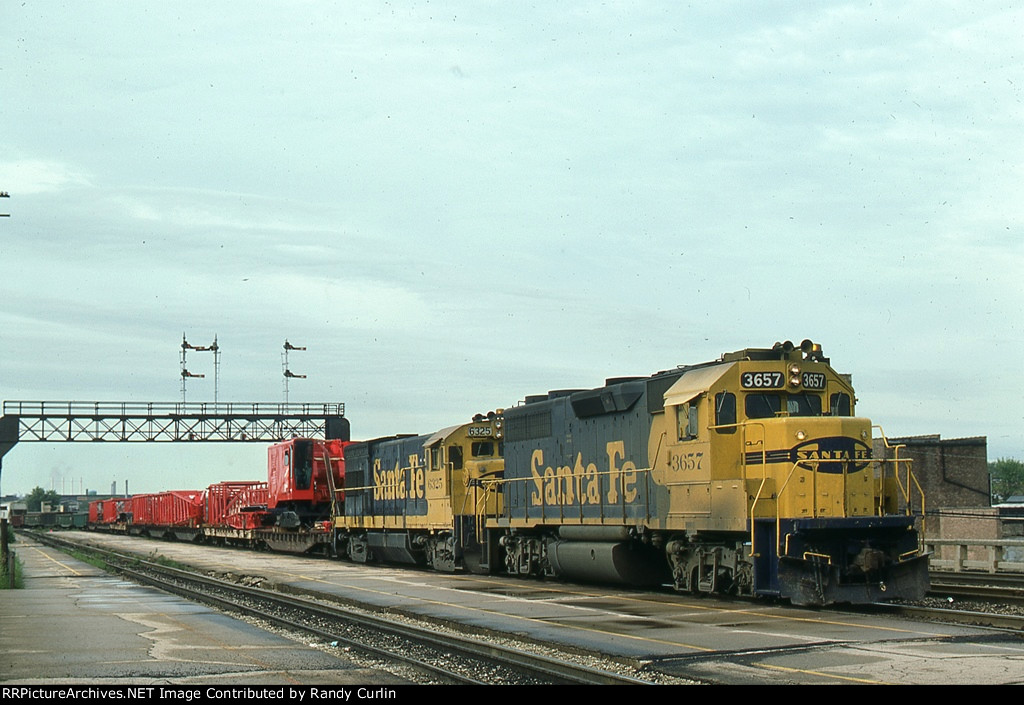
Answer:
[88,340,929,606]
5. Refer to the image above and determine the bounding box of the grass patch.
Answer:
[144,551,191,572]
[63,547,109,572]
[0,552,24,589]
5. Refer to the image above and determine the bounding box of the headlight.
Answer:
[796,430,807,441]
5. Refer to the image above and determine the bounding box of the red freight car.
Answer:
[128,493,155,530]
[88,499,103,525]
[89,498,130,526]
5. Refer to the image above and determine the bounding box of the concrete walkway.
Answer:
[0,534,406,685]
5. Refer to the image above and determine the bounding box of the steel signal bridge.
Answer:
[0,400,349,484]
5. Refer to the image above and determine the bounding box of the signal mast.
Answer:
[180,334,220,403]
[282,339,306,404]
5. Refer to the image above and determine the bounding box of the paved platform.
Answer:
[0,535,408,685]
[9,531,1024,685]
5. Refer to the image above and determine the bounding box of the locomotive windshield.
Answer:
[472,441,495,457]
[744,392,823,419]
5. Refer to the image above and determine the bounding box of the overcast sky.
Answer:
[1,2,1021,497]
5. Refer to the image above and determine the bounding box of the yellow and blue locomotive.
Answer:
[480,340,929,605]
[335,414,504,573]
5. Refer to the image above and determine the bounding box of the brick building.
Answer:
[873,434,991,542]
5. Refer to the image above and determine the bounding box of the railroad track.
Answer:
[928,570,1024,606]
[875,602,1024,631]
[30,531,659,685]
[850,569,1024,631]
[931,570,1024,588]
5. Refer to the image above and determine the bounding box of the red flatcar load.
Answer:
[205,481,269,531]
[152,490,203,528]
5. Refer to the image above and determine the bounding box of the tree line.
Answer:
[990,457,1024,503]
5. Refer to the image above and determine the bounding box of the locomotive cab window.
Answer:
[830,392,852,416]
[745,393,823,419]
[471,441,494,457]
[429,442,444,471]
[787,393,822,417]
[715,392,736,433]
[745,393,781,419]
[449,445,464,470]
[676,403,699,441]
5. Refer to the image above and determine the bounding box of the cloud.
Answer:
[0,159,93,194]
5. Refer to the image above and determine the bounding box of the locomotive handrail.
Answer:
[466,464,505,528]
[741,421,815,563]
[802,550,833,565]
[321,448,342,525]
[471,475,504,537]
[737,420,774,556]
[773,459,808,557]
[873,425,926,540]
